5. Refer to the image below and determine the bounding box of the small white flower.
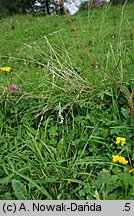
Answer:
[58,102,64,124]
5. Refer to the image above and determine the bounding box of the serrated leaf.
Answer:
[12,179,29,200]
[97,170,111,184]
[119,173,133,188]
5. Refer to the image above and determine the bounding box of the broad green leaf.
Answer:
[97,170,111,184]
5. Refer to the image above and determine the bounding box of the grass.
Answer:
[0,3,134,200]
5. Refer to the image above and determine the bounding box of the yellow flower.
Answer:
[0,67,12,72]
[116,137,121,144]
[112,155,128,165]
[118,156,128,165]
[116,137,126,146]
[121,159,128,165]
[112,155,119,162]
[129,169,134,173]
[120,138,126,146]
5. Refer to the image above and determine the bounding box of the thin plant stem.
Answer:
[63,8,129,101]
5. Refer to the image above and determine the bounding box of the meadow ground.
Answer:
[0,3,134,200]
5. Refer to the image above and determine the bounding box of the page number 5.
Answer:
[124,203,130,211]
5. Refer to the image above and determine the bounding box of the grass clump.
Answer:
[0,3,134,200]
